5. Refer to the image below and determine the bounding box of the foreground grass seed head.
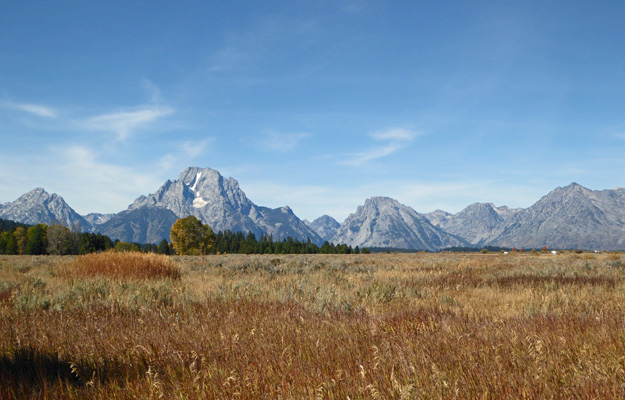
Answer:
[61,251,181,280]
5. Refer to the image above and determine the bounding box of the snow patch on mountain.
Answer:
[193,197,209,208]
[190,172,201,192]
[124,166,324,244]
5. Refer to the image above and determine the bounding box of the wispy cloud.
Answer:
[202,15,319,80]
[159,139,212,170]
[2,101,58,118]
[0,144,162,214]
[206,45,254,74]
[142,78,163,103]
[389,180,547,213]
[259,131,311,152]
[240,178,518,222]
[371,128,416,141]
[236,181,357,221]
[85,106,173,141]
[49,145,164,214]
[180,139,210,159]
[344,128,419,166]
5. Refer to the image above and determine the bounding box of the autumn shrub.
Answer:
[61,251,181,280]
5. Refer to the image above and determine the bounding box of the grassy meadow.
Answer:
[1,251,625,398]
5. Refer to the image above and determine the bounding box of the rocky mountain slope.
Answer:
[331,197,468,251]
[0,188,89,229]
[0,168,324,245]
[124,167,323,245]
[83,213,114,226]
[490,183,625,250]
[96,207,180,244]
[423,209,453,227]
[3,174,625,250]
[426,203,521,246]
[305,215,340,242]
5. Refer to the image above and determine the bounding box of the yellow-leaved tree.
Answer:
[169,216,215,255]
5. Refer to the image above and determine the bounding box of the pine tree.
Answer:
[157,239,171,255]
[25,224,48,255]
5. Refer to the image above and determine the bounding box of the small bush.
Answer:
[62,251,181,280]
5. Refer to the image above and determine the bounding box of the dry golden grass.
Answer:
[61,251,181,280]
[1,252,625,398]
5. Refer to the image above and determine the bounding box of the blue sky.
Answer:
[2,1,625,222]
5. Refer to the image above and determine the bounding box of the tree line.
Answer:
[0,217,368,255]
[167,216,367,255]
[0,220,115,255]
[210,231,364,255]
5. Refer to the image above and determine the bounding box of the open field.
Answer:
[1,251,625,399]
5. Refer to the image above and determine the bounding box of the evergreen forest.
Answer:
[0,218,366,256]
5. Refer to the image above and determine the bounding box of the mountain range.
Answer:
[332,197,468,251]
[1,167,625,250]
[424,203,521,246]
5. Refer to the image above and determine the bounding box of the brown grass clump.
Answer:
[62,251,181,280]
